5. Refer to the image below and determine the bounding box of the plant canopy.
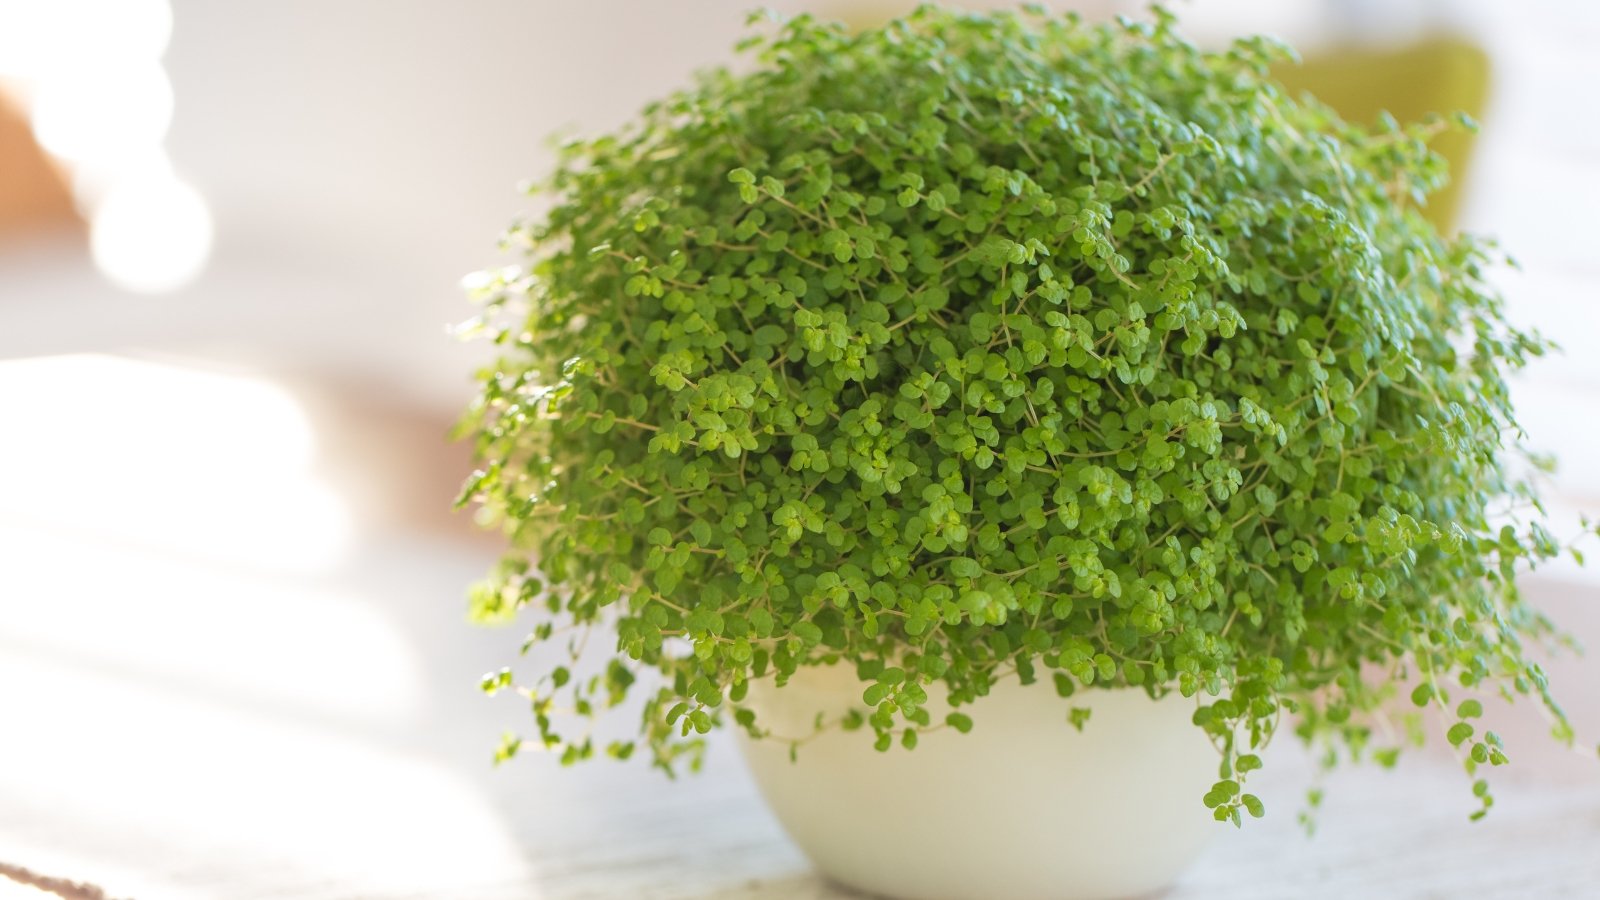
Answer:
[458,6,1583,825]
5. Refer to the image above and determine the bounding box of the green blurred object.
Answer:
[1273,37,1491,231]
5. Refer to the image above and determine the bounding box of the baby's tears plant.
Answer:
[458,6,1585,825]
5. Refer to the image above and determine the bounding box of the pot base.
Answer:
[736,666,1219,900]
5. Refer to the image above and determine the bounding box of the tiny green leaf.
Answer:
[1242,794,1265,818]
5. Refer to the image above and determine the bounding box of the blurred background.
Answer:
[0,1,1596,897]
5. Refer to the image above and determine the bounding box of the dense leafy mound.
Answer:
[459,7,1576,823]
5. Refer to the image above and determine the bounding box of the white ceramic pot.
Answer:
[736,665,1219,900]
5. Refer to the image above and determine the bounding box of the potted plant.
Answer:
[457,7,1586,899]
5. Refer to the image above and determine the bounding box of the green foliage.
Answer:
[457,6,1583,819]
